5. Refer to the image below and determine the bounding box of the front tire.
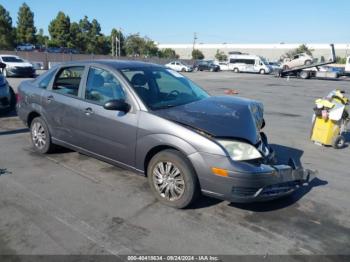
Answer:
[30,117,55,154]
[299,70,310,79]
[9,86,16,111]
[259,69,266,74]
[233,68,239,73]
[147,149,199,208]
[3,69,8,77]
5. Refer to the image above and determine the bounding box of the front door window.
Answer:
[85,67,126,105]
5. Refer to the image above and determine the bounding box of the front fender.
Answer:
[135,133,198,172]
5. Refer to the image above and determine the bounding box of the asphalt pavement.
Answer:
[0,71,349,256]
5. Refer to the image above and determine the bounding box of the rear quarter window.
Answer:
[52,66,85,96]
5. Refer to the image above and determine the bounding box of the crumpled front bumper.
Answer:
[188,152,312,203]
[229,160,311,202]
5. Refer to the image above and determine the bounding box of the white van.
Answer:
[345,56,350,73]
[228,54,272,74]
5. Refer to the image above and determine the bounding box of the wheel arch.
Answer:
[27,111,41,127]
[136,134,198,176]
[144,145,180,176]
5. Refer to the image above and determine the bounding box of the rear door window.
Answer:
[52,66,84,96]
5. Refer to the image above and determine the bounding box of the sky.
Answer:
[1,0,349,44]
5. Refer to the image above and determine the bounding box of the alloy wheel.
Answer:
[152,161,185,201]
[31,121,46,150]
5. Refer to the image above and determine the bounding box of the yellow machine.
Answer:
[311,90,349,149]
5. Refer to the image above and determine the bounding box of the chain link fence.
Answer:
[0,50,194,70]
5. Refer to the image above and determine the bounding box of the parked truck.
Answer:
[278,44,340,79]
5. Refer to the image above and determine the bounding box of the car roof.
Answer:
[58,59,164,70]
[0,54,19,57]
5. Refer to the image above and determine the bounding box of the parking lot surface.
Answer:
[0,72,349,256]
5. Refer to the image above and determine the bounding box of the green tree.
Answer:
[192,49,204,60]
[336,56,346,64]
[215,49,227,61]
[16,3,36,44]
[159,48,179,59]
[0,4,15,49]
[124,34,145,56]
[48,11,71,47]
[283,44,314,59]
[74,16,109,54]
[124,34,161,57]
[36,28,49,46]
[68,22,83,50]
[143,37,158,57]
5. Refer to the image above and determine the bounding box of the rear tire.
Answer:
[147,149,199,208]
[30,117,56,154]
[332,135,346,149]
[304,60,312,66]
[9,86,16,111]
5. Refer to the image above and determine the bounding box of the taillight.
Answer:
[16,93,21,103]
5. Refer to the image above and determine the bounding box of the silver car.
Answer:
[17,60,309,208]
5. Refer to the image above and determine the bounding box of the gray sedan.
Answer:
[17,60,309,208]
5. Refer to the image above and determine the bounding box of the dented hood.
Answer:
[153,96,264,145]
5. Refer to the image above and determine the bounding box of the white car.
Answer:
[16,43,35,51]
[282,53,313,69]
[214,61,231,71]
[0,55,36,78]
[165,61,193,72]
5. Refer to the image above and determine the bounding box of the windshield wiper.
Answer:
[153,104,177,110]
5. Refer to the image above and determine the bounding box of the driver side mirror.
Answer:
[103,99,131,113]
[0,62,6,69]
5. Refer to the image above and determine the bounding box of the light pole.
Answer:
[118,27,123,57]
[115,36,119,58]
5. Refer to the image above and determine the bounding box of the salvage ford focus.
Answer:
[17,60,309,208]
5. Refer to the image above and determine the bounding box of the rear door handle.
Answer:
[84,107,94,115]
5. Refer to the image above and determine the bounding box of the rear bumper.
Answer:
[188,152,311,203]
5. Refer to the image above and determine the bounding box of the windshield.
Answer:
[120,67,209,110]
[2,56,24,63]
[260,57,269,65]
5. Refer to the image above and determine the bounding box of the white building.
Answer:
[157,43,350,61]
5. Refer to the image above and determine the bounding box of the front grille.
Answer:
[232,187,258,197]
[10,67,34,74]
[260,181,301,196]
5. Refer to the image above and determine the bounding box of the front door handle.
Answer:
[84,107,94,115]
[47,95,54,102]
